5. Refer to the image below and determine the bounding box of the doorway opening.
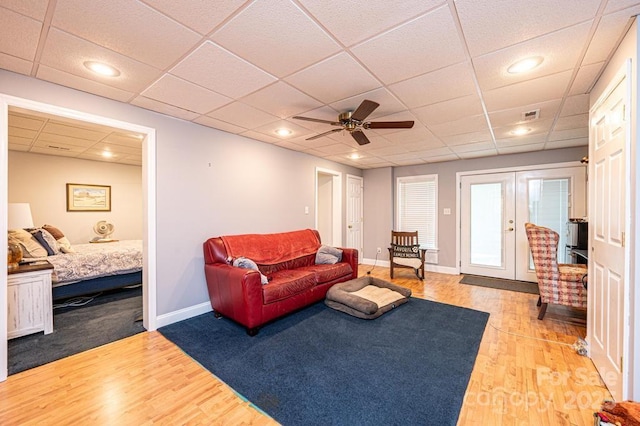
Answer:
[315,167,342,246]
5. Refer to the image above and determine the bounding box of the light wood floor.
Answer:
[0,266,608,425]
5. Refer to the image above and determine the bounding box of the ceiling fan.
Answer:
[292,99,414,146]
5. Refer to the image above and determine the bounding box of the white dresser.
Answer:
[7,262,54,339]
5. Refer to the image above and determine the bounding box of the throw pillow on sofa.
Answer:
[316,245,343,264]
[233,256,269,284]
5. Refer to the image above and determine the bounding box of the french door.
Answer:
[460,167,586,281]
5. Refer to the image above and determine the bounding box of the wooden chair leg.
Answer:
[537,296,541,307]
[537,302,548,320]
[390,264,394,279]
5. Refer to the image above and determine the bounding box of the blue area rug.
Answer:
[159,298,489,425]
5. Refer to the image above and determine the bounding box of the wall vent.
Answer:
[46,145,71,151]
[521,109,540,121]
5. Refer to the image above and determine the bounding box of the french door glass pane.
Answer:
[470,182,503,267]
[528,178,570,264]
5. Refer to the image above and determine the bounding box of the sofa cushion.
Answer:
[298,263,353,284]
[263,270,316,304]
[258,253,316,276]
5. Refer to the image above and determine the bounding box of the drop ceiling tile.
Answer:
[545,137,588,149]
[211,0,340,78]
[413,94,484,126]
[103,133,144,147]
[141,74,232,114]
[288,106,340,132]
[409,147,454,157]
[193,115,247,134]
[473,22,591,91]
[429,114,489,137]
[170,41,276,99]
[367,144,411,157]
[383,125,441,146]
[9,113,45,130]
[498,143,546,154]
[548,128,589,141]
[488,99,561,127]
[42,122,107,140]
[455,0,601,56]
[0,7,42,60]
[388,61,476,108]
[583,6,640,65]
[93,141,141,156]
[8,135,32,146]
[241,82,323,118]
[36,132,95,147]
[285,134,338,149]
[392,157,431,166]
[352,6,465,84]
[131,96,200,121]
[605,0,640,14]
[8,127,38,139]
[142,0,246,34]
[450,141,496,153]
[36,65,135,102]
[52,0,201,69]
[31,146,81,157]
[8,143,30,151]
[298,0,445,46]
[560,94,590,116]
[240,130,280,144]
[440,130,492,146]
[313,143,355,155]
[570,62,604,95]
[1,0,48,20]
[285,52,381,104]
[386,152,424,163]
[0,53,33,75]
[483,71,572,112]
[206,102,280,129]
[400,139,447,151]
[421,153,459,163]
[496,133,548,148]
[39,29,163,93]
[554,114,589,131]
[457,149,498,159]
[330,88,406,120]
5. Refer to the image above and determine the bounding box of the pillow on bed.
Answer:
[29,229,57,255]
[8,229,47,258]
[42,224,65,240]
[42,224,75,253]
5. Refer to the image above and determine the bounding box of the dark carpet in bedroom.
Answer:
[8,286,144,375]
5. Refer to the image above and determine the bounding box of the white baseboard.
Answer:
[361,258,458,276]
[155,301,212,328]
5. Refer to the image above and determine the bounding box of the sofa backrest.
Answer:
[203,229,322,269]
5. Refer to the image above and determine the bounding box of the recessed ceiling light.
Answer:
[101,150,113,158]
[84,61,121,77]
[507,56,543,74]
[349,153,360,160]
[275,128,292,137]
[510,127,532,136]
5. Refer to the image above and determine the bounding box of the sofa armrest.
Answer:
[339,248,359,279]
[204,263,264,327]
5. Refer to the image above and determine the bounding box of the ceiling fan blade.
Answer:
[367,120,415,129]
[306,128,343,140]
[351,130,371,146]
[292,116,341,126]
[351,100,380,122]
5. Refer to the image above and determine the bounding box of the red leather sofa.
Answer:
[203,229,358,335]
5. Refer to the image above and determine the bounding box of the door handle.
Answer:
[348,225,352,229]
[507,227,514,231]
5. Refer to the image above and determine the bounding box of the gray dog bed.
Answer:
[325,276,411,319]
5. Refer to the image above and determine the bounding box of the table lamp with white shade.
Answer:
[7,203,34,269]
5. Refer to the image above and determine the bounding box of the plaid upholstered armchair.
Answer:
[524,223,587,319]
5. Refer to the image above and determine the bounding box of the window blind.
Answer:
[396,175,437,249]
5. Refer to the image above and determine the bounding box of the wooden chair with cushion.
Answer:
[388,231,426,280]
[524,222,587,319]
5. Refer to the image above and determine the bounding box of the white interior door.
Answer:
[346,174,363,257]
[461,173,516,279]
[588,67,628,401]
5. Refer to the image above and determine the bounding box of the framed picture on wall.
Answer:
[66,183,111,212]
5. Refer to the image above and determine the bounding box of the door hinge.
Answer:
[622,232,625,247]
[621,356,623,373]
[459,260,461,267]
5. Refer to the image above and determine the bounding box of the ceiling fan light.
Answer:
[507,56,543,74]
[84,61,121,77]
[275,128,292,136]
